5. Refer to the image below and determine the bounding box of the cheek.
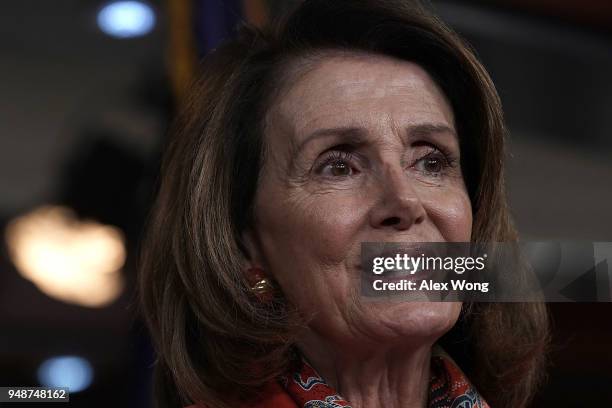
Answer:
[420,187,472,242]
[255,189,367,294]
[304,199,362,249]
[264,192,365,252]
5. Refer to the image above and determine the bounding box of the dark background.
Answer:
[0,0,610,406]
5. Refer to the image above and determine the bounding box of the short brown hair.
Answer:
[138,1,549,407]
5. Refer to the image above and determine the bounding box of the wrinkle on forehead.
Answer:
[261,51,456,177]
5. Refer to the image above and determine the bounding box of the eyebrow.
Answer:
[291,126,366,156]
[286,122,457,174]
[408,123,457,139]
[291,122,457,158]
[286,127,364,173]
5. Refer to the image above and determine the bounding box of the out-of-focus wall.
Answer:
[434,1,612,240]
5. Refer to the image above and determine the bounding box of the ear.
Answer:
[240,227,273,291]
[240,227,266,270]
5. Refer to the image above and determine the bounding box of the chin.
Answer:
[365,301,461,344]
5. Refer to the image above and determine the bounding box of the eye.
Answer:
[316,151,358,177]
[328,160,351,177]
[420,156,443,173]
[413,150,449,176]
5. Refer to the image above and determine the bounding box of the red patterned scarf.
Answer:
[187,348,489,408]
[279,348,490,408]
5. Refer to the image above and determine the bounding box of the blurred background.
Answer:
[0,0,610,406]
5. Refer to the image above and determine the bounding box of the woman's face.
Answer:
[243,52,472,350]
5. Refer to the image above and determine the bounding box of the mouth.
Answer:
[357,242,447,282]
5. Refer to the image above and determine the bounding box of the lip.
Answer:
[360,263,443,300]
[364,266,437,284]
[358,242,446,276]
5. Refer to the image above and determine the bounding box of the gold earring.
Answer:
[251,278,272,294]
[247,267,274,301]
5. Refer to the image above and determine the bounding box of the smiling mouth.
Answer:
[363,266,436,284]
[358,243,445,276]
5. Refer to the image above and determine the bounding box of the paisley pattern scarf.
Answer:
[279,348,490,408]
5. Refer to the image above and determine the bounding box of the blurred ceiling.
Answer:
[0,0,166,214]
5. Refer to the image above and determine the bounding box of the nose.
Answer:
[368,166,426,231]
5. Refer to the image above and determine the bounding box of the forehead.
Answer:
[265,52,455,145]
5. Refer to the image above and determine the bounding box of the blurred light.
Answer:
[97,1,155,38]
[5,205,125,307]
[38,356,93,393]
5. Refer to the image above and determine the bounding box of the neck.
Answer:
[298,331,433,408]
